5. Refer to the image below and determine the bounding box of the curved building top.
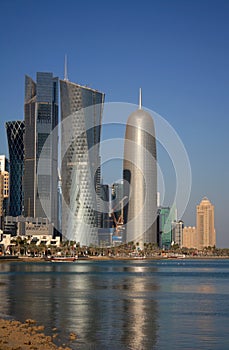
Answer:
[126,108,155,136]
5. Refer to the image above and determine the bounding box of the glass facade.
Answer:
[158,206,176,249]
[123,109,157,246]
[60,79,104,246]
[100,184,110,228]
[5,121,25,216]
[24,73,58,224]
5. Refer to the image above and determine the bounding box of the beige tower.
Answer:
[196,197,216,249]
[123,90,157,246]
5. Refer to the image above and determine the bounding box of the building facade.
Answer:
[196,197,216,249]
[100,184,110,228]
[0,155,9,217]
[182,226,197,248]
[5,121,25,216]
[172,220,184,247]
[60,79,104,246]
[23,73,58,225]
[123,100,157,246]
[158,207,176,249]
[111,181,125,222]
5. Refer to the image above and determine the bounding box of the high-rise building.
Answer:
[0,155,9,217]
[24,72,58,224]
[182,226,197,248]
[111,181,124,222]
[196,197,216,249]
[5,121,25,216]
[172,220,184,247]
[100,184,110,228]
[60,79,104,245]
[157,206,177,248]
[123,91,157,246]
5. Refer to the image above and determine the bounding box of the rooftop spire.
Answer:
[64,54,68,81]
[139,87,142,109]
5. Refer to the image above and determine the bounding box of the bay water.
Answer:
[0,259,228,349]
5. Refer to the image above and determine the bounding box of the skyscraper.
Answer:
[60,79,104,245]
[24,72,58,223]
[196,197,216,249]
[123,91,157,246]
[111,181,124,222]
[100,184,110,228]
[5,121,25,216]
[158,206,176,249]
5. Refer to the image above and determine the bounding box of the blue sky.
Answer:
[0,0,229,247]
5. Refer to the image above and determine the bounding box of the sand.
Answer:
[0,318,75,350]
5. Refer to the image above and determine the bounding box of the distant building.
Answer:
[23,72,58,225]
[5,121,25,216]
[196,197,216,249]
[172,220,184,247]
[123,91,157,246]
[3,216,54,237]
[99,184,110,228]
[158,206,176,249]
[182,197,216,249]
[111,181,124,222]
[0,172,4,219]
[0,155,9,217]
[182,226,197,248]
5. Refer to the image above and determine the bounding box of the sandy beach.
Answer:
[0,318,75,350]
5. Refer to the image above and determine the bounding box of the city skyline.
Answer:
[0,0,228,246]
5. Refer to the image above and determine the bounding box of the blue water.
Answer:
[0,259,229,349]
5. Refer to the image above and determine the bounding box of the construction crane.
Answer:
[111,196,128,235]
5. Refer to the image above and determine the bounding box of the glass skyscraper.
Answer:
[123,103,157,246]
[5,121,25,216]
[24,72,58,224]
[60,79,104,246]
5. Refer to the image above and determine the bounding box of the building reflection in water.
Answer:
[120,268,159,349]
[2,261,159,349]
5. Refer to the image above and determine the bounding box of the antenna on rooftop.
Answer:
[64,54,68,81]
[139,87,142,109]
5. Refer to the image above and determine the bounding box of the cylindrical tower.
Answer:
[5,121,25,217]
[123,102,157,246]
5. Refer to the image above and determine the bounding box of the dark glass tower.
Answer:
[60,79,104,245]
[24,72,58,224]
[5,121,25,216]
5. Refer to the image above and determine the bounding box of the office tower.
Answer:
[172,220,184,247]
[60,79,104,245]
[5,121,25,216]
[111,181,124,222]
[123,91,157,246]
[157,206,176,248]
[196,197,216,249]
[99,184,109,228]
[0,155,9,217]
[24,72,58,224]
[182,226,197,248]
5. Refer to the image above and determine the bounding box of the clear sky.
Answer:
[0,0,229,247]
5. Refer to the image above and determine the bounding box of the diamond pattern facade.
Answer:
[60,80,104,246]
[5,121,25,216]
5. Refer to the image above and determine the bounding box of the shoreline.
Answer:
[0,318,74,350]
[0,255,228,263]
